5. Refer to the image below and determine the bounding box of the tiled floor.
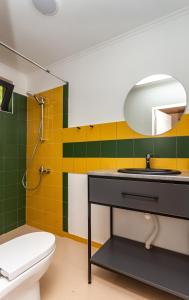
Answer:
[0,225,181,300]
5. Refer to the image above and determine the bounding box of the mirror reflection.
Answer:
[124,74,187,136]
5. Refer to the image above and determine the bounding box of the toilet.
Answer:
[0,232,55,300]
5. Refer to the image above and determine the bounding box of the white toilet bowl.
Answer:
[0,232,55,300]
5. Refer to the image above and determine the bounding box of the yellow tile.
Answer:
[100,158,117,169]
[133,158,146,168]
[116,121,149,139]
[73,158,87,173]
[86,158,101,172]
[27,196,44,210]
[42,172,62,187]
[62,158,74,173]
[42,185,62,201]
[27,208,44,226]
[151,158,177,169]
[116,158,134,169]
[62,128,75,142]
[72,126,87,142]
[44,211,62,229]
[117,121,136,140]
[176,158,189,171]
[99,122,117,140]
[86,124,101,141]
[44,199,62,214]
[176,114,189,136]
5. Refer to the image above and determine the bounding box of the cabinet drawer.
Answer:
[89,177,189,218]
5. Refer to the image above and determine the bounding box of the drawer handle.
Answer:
[121,192,158,202]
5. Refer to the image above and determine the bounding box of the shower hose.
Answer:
[22,121,43,191]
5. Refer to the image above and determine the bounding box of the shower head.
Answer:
[27,92,45,105]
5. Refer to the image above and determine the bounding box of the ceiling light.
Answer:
[136,74,172,86]
[32,0,60,16]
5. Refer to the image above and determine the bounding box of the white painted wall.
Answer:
[28,11,189,254]
[0,61,27,95]
[28,11,189,127]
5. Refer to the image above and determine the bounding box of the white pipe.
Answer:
[144,214,159,250]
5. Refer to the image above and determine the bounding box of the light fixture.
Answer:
[136,74,172,86]
[32,0,60,16]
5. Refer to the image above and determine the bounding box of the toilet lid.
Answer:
[0,232,55,281]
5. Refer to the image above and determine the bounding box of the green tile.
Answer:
[177,136,189,158]
[3,198,17,212]
[4,185,17,199]
[154,137,176,158]
[63,187,68,203]
[63,200,68,217]
[0,91,26,234]
[73,142,86,157]
[4,223,18,233]
[4,171,18,186]
[17,194,26,209]
[63,216,68,232]
[117,140,133,158]
[17,208,26,224]
[86,141,100,157]
[4,210,17,227]
[0,172,5,187]
[3,143,19,158]
[0,185,5,199]
[63,173,68,188]
[4,158,19,171]
[63,143,74,157]
[100,140,117,157]
[0,213,5,234]
[63,83,69,128]
[134,138,154,158]
[0,158,4,169]
[63,113,68,128]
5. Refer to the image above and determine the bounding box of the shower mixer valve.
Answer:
[39,166,51,175]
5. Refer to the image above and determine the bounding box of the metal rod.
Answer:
[110,206,113,238]
[0,41,68,84]
[88,201,92,284]
[88,177,92,284]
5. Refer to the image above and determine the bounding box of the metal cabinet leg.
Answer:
[88,202,92,284]
[110,206,113,238]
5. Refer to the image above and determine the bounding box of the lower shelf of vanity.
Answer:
[91,235,189,299]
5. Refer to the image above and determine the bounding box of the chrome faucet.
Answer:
[146,153,151,169]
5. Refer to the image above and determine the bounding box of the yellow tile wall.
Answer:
[26,87,63,235]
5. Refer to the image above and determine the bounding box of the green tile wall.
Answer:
[63,137,189,158]
[63,83,69,128]
[0,92,27,234]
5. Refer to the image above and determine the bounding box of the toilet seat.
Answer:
[0,232,55,281]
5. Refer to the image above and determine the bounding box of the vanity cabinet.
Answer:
[88,174,189,299]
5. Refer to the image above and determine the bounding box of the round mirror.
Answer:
[124,74,187,136]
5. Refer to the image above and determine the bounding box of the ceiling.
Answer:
[0,0,189,74]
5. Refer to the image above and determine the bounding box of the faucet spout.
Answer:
[146,153,151,169]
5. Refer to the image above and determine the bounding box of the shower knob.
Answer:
[39,166,51,174]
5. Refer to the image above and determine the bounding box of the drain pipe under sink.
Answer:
[144,214,160,250]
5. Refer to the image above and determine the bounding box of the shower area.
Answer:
[26,87,64,235]
[0,41,67,236]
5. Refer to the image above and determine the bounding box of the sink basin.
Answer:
[117,168,181,175]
